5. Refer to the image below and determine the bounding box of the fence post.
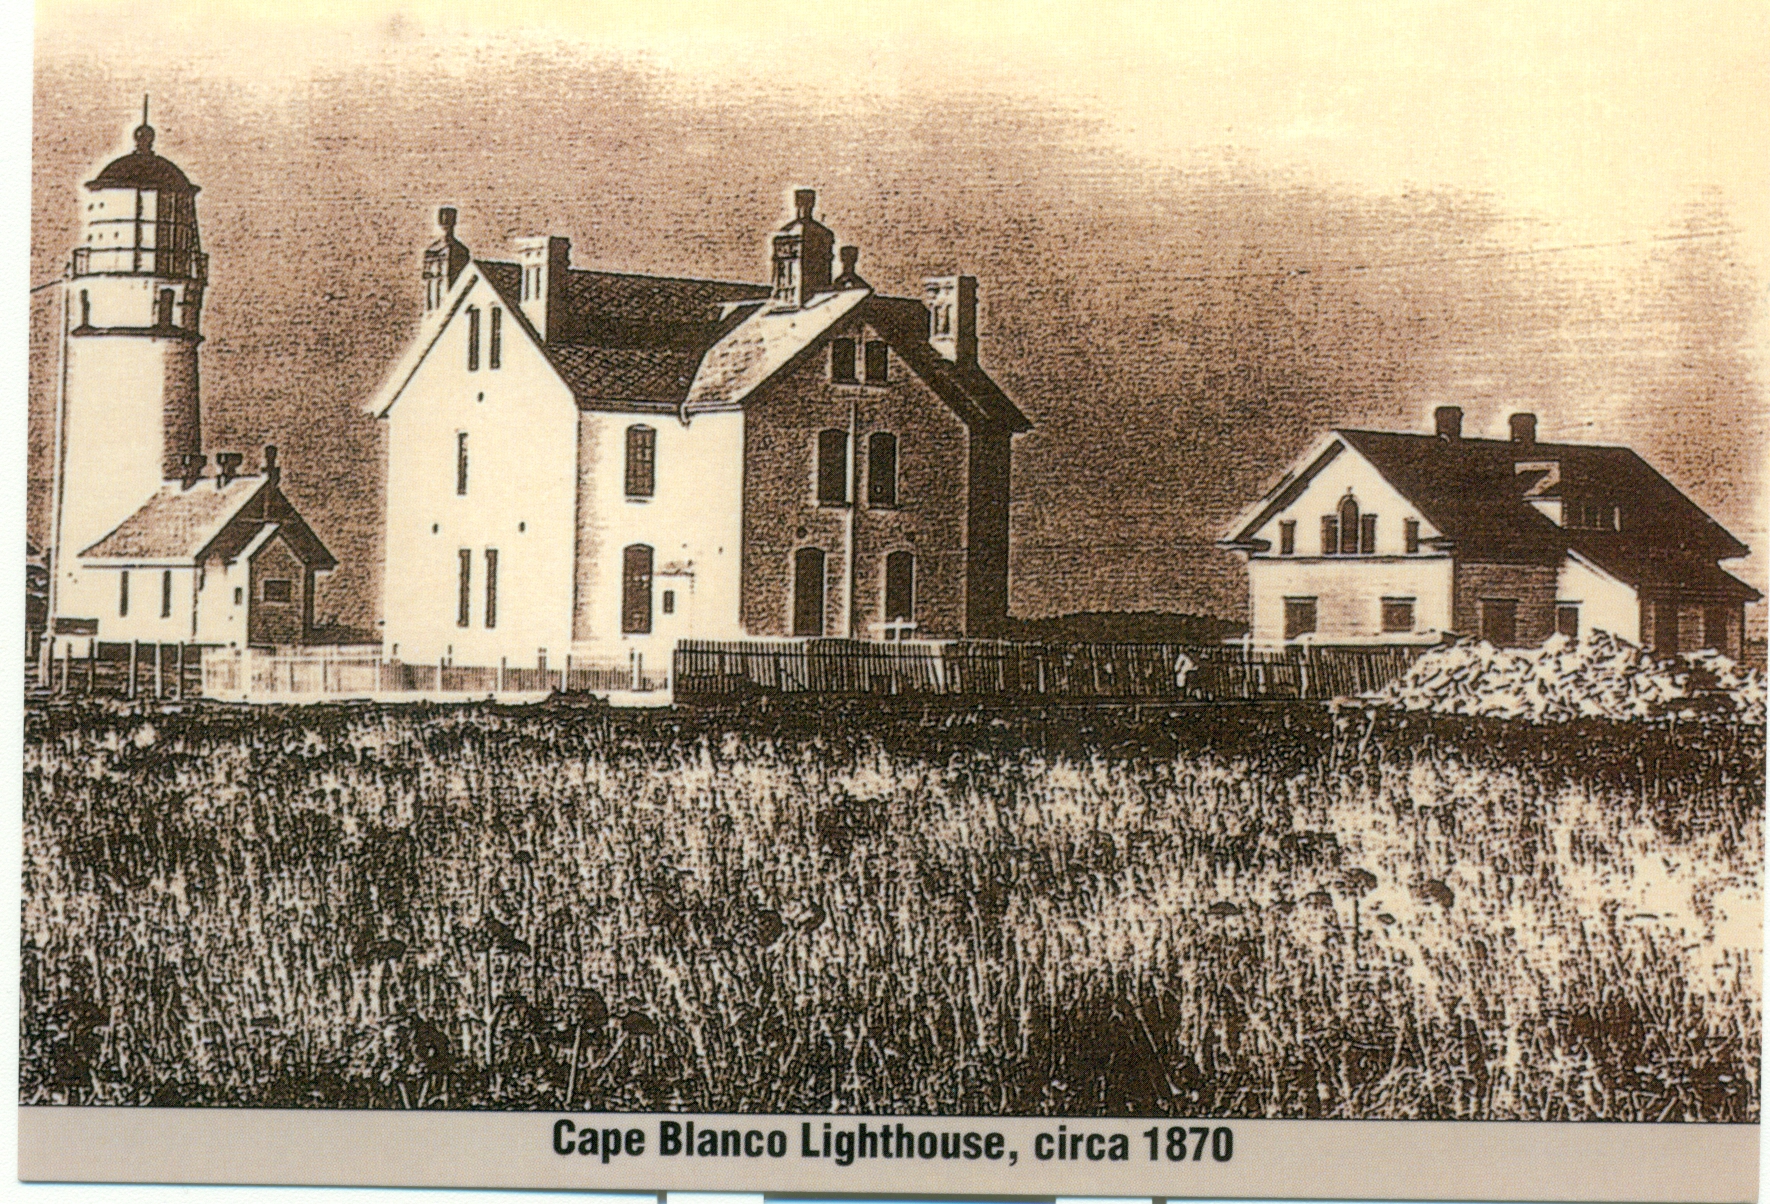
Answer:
[153,642,164,699]
[60,640,70,694]
[127,642,138,699]
[499,656,507,693]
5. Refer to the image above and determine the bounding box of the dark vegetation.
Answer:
[20,696,1762,1118]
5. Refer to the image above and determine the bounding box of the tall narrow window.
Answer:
[457,549,471,627]
[867,432,898,507]
[885,551,915,623]
[456,432,469,496]
[793,547,826,636]
[864,339,889,383]
[161,570,173,618]
[466,307,480,371]
[817,429,849,505]
[79,290,91,327]
[1278,520,1296,556]
[156,288,175,327]
[1321,515,1339,556]
[830,337,857,383]
[1338,496,1361,555]
[489,307,502,370]
[1404,518,1420,554]
[625,425,657,498]
[1284,597,1316,640]
[622,544,654,634]
[1360,513,1378,554]
[484,549,498,629]
[119,570,129,617]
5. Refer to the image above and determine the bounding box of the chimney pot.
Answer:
[794,189,816,220]
[178,453,206,490]
[263,444,280,484]
[215,451,243,488]
[1509,412,1537,445]
[438,207,457,236]
[1435,406,1463,440]
[840,245,858,272]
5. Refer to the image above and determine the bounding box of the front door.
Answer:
[793,548,826,637]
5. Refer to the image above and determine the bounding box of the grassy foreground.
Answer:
[20,698,1763,1119]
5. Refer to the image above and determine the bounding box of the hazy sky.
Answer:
[26,1,1770,628]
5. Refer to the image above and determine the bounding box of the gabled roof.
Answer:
[684,290,867,412]
[80,476,337,570]
[1225,426,1758,600]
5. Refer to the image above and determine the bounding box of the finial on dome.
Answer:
[133,95,154,155]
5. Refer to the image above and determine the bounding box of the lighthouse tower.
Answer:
[50,100,207,626]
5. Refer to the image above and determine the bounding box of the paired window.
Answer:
[625,425,656,498]
[867,433,899,507]
[1283,597,1317,640]
[864,340,889,383]
[488,307,502,370]
[885,551,915,624]
[160,570,173,618]
[457,549,472,627]
[830,338,857,383]
[793,547,826,637]
[817,430,849,505]
[466,307,481,372]
[1479,598,1517,647]
[484,549,498,629]
[1278,520,1295,556]
[262,578,293,604]
[622,544,653,634]
[1381,597,1415,633]
[456,432,469,495]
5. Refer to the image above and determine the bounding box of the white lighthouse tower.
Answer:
[49,100,207,627]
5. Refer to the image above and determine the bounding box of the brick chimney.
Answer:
[925,275,978,366]
[1435,406,1463,440]
[178,452,206,490]
[770,188,834,309]
[423,207,471,312]
[514,235,570,344]
[1509,411,1537,446]
[215,452,243,488]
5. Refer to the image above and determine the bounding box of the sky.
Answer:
[24,0,1770,630]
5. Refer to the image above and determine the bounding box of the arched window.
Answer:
[867,432,898,507]
[625,425,656,498]
[622,544,654,634]
[793,547,826,637]
[885,551,914,623]
[816,429,848,505]
[1338,495,1360,556]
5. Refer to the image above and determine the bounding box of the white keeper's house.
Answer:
[369,192,1030,672]
[1219,406,1759,657]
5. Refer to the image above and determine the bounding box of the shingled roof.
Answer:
[1229,427,1757,600]
[81,476,336,570]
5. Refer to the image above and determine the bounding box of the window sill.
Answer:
[625,496,653,504]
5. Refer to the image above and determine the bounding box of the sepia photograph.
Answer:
[14,1,1767,1199]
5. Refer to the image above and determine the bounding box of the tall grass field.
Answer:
[20,698,1763,1119]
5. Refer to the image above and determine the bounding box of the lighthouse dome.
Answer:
[86,118,199,195]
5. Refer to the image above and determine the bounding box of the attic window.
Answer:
[831,338,857,383]
[1278,520,1295,556]
[864,340,889,384]
[1405,518,1420,554]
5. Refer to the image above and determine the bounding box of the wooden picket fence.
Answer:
[673,638,1428,702]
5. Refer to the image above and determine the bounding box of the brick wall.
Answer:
[1452,560,1559,646]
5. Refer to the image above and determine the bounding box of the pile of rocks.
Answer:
[1359,631,1765,724]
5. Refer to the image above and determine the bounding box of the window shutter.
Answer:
[1321,516,1338,556]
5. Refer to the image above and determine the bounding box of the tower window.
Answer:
[622,544,654,634]
[625,425,656,498]
[79,290,91,327]
[864,340,889,383]
[817,429,849,505]
[830,338,857,383]
[867,432,898,507]
[457,549,472,627]
[484,548,498,629]
[156,289,175,327]
[456,432,469,496]
[161,570,172,618]
[466,307,480,372]
[119,571,129,617]
[1278,520,1295,556]
[489,307,502,370]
